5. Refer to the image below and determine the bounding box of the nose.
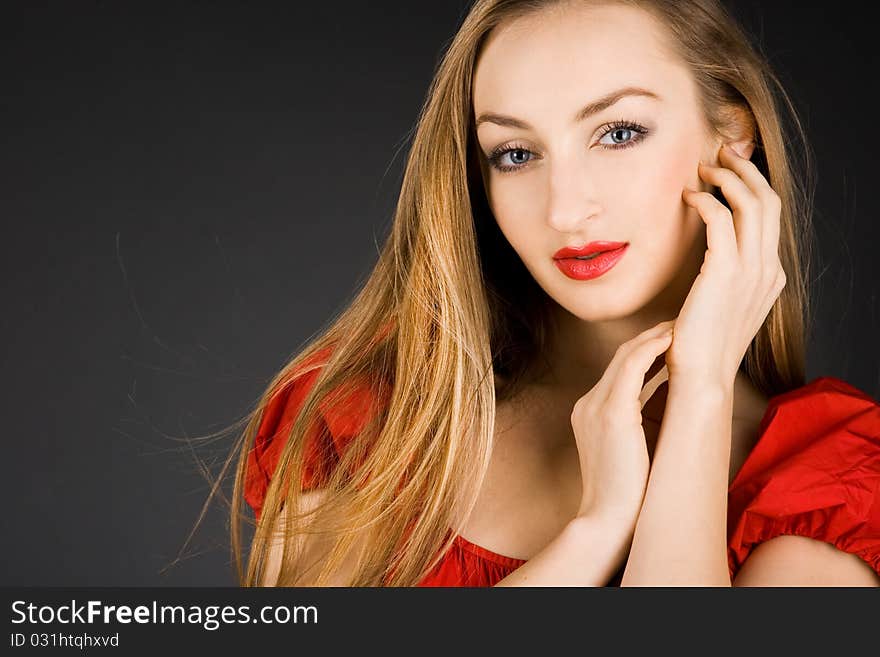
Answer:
[545,162,603,233]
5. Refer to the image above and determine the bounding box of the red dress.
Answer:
[245,359,880,586]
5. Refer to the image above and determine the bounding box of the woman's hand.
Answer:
[670,143,786,386]
[571,320,674,535]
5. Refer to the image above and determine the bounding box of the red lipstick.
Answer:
[552,241,629,281]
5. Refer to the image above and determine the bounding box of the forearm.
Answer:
[621,381,734,586]
[494,516,628,586]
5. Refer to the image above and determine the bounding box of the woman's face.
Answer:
[473,3,720,322]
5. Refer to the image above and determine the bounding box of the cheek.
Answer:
[490,210,531,272]
[488,182,543,252]
[638,148,703,258]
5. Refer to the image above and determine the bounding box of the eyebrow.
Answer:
[475,86,662,129]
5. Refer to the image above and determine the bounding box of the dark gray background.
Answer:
[2,1,877,585]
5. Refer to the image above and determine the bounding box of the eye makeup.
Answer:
[485,118,651,173]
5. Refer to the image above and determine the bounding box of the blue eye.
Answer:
[487,146,535,172]
[598,121,648,149]
[485,119,650,174]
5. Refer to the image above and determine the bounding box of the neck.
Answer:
[532,303,672,395]
[523,305,763,430]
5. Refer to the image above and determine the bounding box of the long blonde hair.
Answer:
[227,0,815,587]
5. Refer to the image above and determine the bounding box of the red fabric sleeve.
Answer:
[727,376,880,579]
[243,347,385,522]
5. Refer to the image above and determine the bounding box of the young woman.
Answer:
[231,0,880,586]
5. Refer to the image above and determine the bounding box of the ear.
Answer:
[705,136,755,168]
[716,104,757,162]
[726,138,755,161]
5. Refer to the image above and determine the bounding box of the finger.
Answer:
[717,143,778,210]
[594,320,674,403]
[717,144,783,265]
[607,330,674,414]
[681,189,738,263]
[639,363,669,410]
[765,195,782,264]
[631,319,675,343]
[697,161,761,258]
[759,186,782,266]
[605,320,674,373]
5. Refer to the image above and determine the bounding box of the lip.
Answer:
[553,242,629,281]
[553,241,629,259]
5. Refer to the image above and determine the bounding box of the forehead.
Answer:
[473,4,692,116]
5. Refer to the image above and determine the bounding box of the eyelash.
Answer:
[485,119,650,173]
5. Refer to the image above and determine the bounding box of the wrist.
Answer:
[567,514,634,565]
[667,374,733,401]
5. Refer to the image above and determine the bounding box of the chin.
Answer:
[559,297,645,323]
[547,261,684,323]
[545,282,649,323]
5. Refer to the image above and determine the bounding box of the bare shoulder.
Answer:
[733,535,880,587]
[260,489,365,587]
